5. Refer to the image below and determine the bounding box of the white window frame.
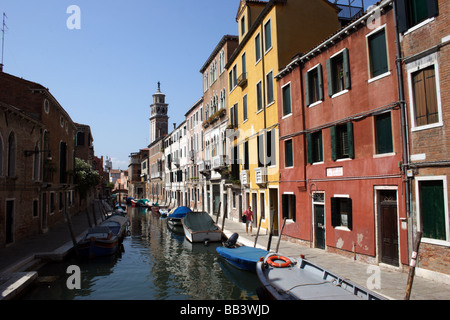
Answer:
[406,52,443,132]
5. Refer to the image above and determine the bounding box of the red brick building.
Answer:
[0,71,79,246]
[277,1,409,267]
[397,0,450,281]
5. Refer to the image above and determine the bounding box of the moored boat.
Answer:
[182,211,223,243]
[167,206,192,226]
[256,253,387,300]
[217,246,269,272]
[77,215,129,259]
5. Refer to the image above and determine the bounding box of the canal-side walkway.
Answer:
[1,209,450,300]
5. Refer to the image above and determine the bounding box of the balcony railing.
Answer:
[237,73,247,88]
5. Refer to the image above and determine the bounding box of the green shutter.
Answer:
[347,122,354,159]
[306,133,313,164]
[331,198,339,227]
[369,30,388,78]
[427,0,439,18]
[396,0,408,33]
[376,112,393,154]
[346,198,353,230]
[343,48,351,90]
[326,58,333,97]
[304,72,310,106]
[330,126,337,161]
[420,181,446,240]
[317,64,324,101]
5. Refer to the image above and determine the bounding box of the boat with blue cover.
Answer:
[168,206,192,226]
[216,246,269,272]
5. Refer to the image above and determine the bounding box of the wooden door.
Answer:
[380,191,399,266]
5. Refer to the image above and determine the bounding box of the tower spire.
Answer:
[1,13,7,72]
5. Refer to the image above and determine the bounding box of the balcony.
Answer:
[240,170,249,185]
[254,167,267,185]
[189,150,196,161]
[199,160,211,175]
[237,73,247,88]
[212,155,227,170]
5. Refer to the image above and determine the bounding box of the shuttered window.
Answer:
[331,122,354,161]
[307,131,323,164]
[256,81,263,112]
[412,66,439,127]
[327,48,351,96]
[305,64,324,106]
[255,33,261,62]
[264,20,272,52]
[331,197,353,230]
[285,139,293,168]
[266,71,274,105]
[375,112,393,154]
[397,0,439,33]
[419,180,446,241]
[368,29,388,78]
[282,194,296,221]
[282,83,292,116]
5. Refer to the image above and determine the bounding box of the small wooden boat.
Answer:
[182,211,223,243]
[77,215,129,259]
[256,253,387,300]
[217,246,268,272]
[168,206,192,226]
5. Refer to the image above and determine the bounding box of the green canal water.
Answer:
[22,207,260,300]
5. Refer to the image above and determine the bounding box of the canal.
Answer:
[21,207,261,300]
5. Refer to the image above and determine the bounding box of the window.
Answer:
[264,19,272,52]
[76,132,85,146]
[307,131,323,164]
[230,103,239,128]
[243,95,248,121]
[256,81,263,112]
[33,145,40,181]
[7,132,16,177]
[241,16,246,36]
[327,48,351,96]
[305,65,324,106]
[255,33,261,63]
[331,122,354,161]
[285,139,293,168]
[229,65,238,90]
[257,134,264,168]
[331,197,352,229]
[266,71,274,105]
[282,194,296,221]
[417,178,448,241]
[375,112,393,154]
[266,129,276,166]
[367,27,389,79]
[219,49,225,74]
[397,0,439,33]
[411,65,439,127]
[243,140,249,170]
[282,83,291,116]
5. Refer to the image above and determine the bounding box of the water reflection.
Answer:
[22,207,260,300]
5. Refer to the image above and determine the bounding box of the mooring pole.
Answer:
[404,231,422,300]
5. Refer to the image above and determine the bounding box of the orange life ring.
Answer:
[266,255,292,268]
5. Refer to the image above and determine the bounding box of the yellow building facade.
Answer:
[226,0,340,234]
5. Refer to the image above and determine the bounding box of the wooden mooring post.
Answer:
[404,231,422,300]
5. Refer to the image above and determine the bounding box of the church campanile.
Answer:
[149,82,169,144]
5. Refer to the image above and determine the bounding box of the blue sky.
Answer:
[1,0,378,169]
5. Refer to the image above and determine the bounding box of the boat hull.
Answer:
[78,238,119,259]
[181,212,223,243]
[182,224,223,243]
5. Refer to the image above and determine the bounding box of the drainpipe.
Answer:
[393,0,413,257]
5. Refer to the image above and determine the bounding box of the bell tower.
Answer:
[149,82,169,144]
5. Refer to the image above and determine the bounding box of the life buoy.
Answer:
[266,255,293,268]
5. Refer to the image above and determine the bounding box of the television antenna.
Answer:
[1,13,8,70]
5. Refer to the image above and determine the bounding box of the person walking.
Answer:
[243,206,253,236]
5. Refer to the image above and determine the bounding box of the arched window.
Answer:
[7,132,16,177]
[59,142,67,184]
